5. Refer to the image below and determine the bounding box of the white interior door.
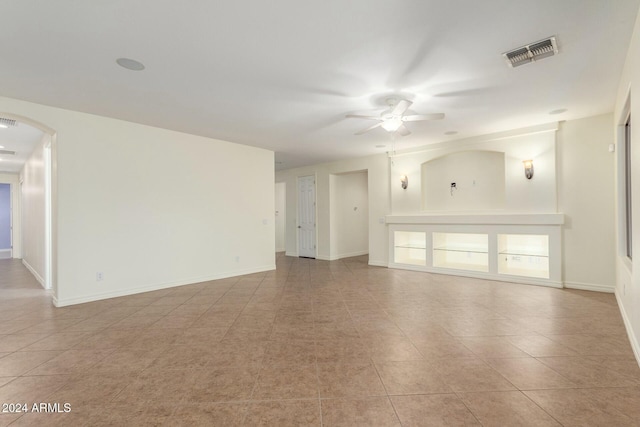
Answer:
[297,175,316,258]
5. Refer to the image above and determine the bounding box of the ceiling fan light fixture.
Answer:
[0,118,17,128]
[381,117,402,132]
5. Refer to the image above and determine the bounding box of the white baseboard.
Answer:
[336,250,369,260]
[368,260,388,268]
[318,251,369,261]
[53,264,276,307]
[564,281,615,293]
[22,259,45,288]
[615,290,640,368]
[0,249,11,259]
[285,251,297,257]
[276,247,285,253]
[388,262,563,289]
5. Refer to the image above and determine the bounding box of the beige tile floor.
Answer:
[0,254,639,426]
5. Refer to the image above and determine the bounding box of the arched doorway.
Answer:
[0,112,56,296]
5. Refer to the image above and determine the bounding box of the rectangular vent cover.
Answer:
[0,118,17,127]
[0,150,15,155]
[503,36,558,68]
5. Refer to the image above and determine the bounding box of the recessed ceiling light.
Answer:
[0,145,4,149]
[444,131,458,135]
[0,124,7,129]
[549,108,567,115]
[116,58,145,71]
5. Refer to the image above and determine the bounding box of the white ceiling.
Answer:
[0,121,44,173]
[0,1,638,170]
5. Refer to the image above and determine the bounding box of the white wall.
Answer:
[614,5,640,364]
[557,114,616,292]
[422,151,505,211]
[391,124,558,214]
[0,96,275,306]
[275,182,286,252]
[276,119,614,281]
[20,135,47,285]
[276,153,389,266]
[329,171,368,259]
[0,173,20,258]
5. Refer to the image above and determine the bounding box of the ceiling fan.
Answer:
[346,98,444,136]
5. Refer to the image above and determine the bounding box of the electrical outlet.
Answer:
[96,272,104,281]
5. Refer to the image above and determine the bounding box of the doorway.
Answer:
[297,175,316,258]
[0,113,56,292]
[275,182,286,253]
[0,183,10,259]
[329,170,369,260]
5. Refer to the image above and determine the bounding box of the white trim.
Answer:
[285,251,297,257]
[391,122,559,157]
[319,250,369,261]
[386,213,565,225]
[22,259,45,288]
[368,260,388,267]
[276,247,286,252]
[564,280,615,293]
[387,262,563,288]
[337,250,369,259]
[615,289,640,368]
[0,249,11,259]
[53,264,276,307]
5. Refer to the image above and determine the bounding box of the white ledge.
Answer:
[385,213,564,225]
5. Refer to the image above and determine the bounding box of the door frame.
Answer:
[0,112,56,294]
[0,181,14,259]
[274,181,286,253]
[297,175,317,258]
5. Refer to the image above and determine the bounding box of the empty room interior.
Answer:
[2,1,640,425]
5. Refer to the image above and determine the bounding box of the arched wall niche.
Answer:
[421,150,505,211]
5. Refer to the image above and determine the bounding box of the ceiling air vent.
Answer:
[0,118,17,127]
[0,150,15,155]
[503,36,558,68]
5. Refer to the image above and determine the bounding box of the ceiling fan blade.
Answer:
[391,99,412,115]
[396,125,411,136]
[345,114,382,121]
[402,113,445,121]
[355,122,383,135]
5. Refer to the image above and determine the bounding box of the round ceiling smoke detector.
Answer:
[116,58,145,71]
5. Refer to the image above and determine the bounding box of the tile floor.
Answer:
[0,254,639,426]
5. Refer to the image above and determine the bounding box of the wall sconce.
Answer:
[400,175,408,189]
[523,160,534,179]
